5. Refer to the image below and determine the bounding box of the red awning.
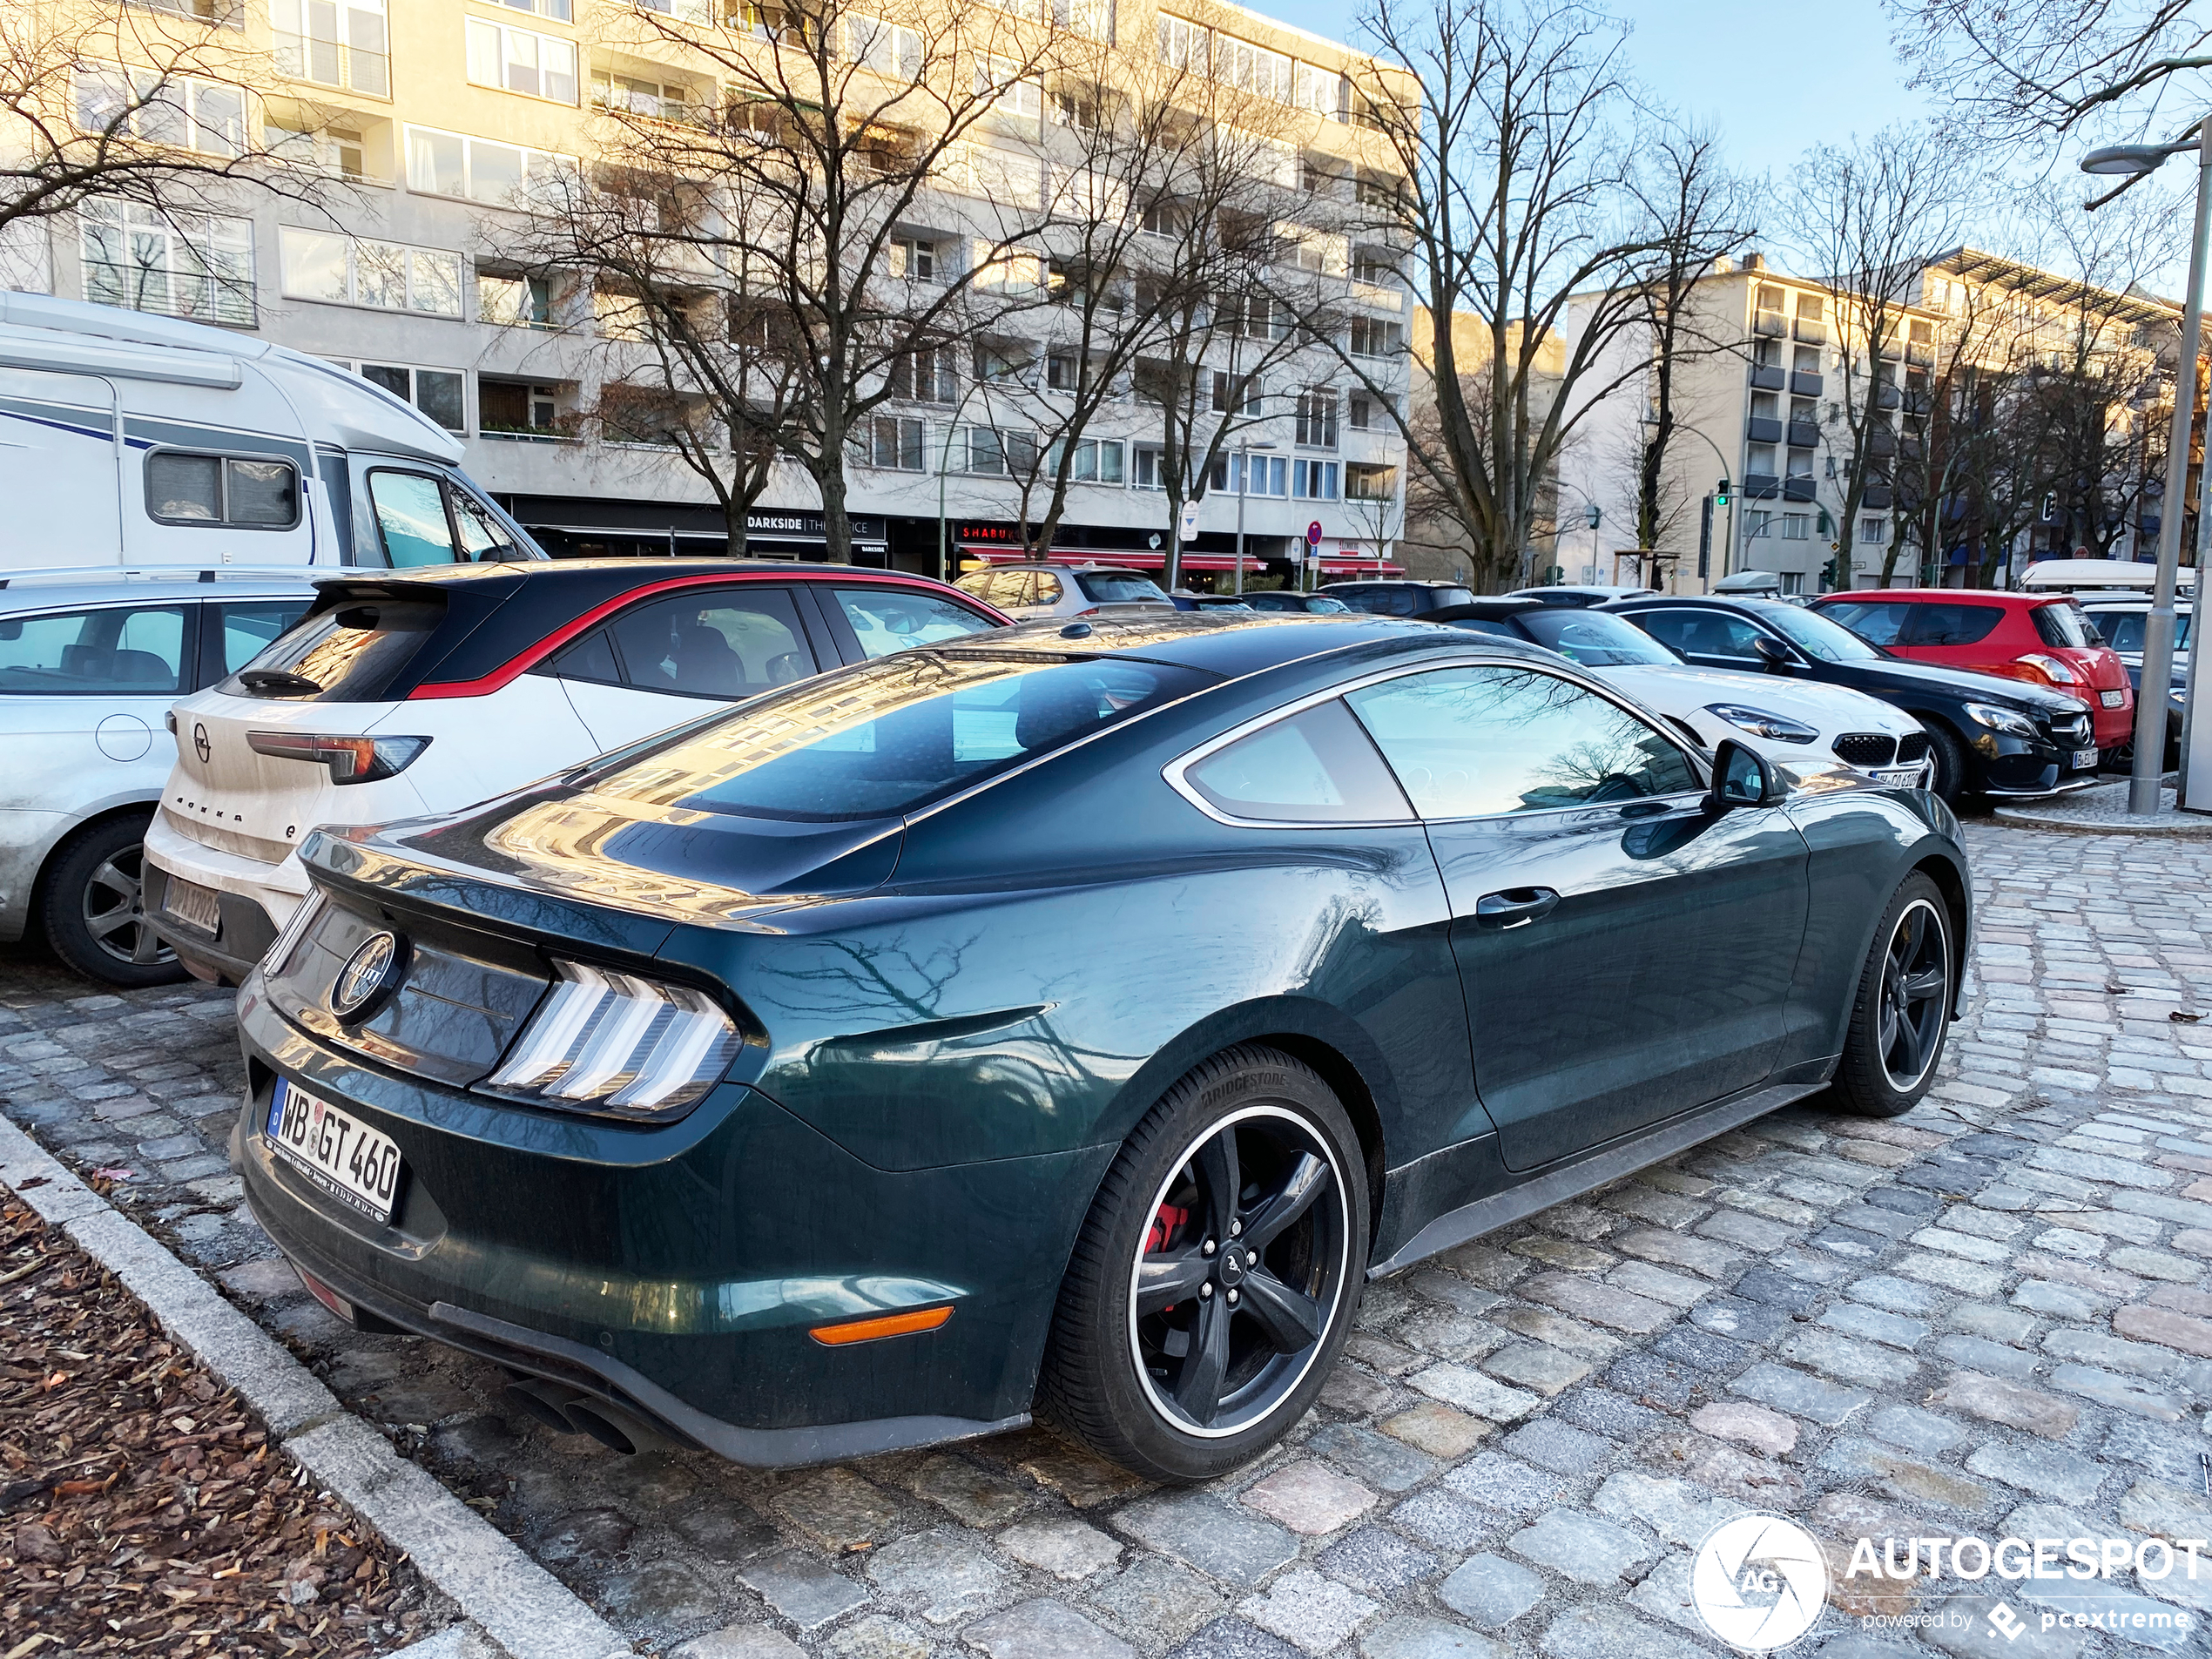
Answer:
[1317,557,1405,575]
[957,545,1263,573]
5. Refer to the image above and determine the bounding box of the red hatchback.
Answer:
[1811,590,2134,751]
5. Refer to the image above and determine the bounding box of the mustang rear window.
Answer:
[584,652,1212,822]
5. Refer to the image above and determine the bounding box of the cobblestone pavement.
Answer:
[7,821,2212,1659]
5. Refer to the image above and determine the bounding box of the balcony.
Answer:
[1750,364,1785,391]
[1743,473,1782,499]
[1874,384,1901,411]
[1866,427,1898,458]
[1793,318,1828,345]
[1753,309,1787,336]
[1903,391,1932,416]
[274,31,390,97]
[1906,343,1934,367]
[1786,419,1819,448]
[1348,280,1404,313]
[1791,370,1823,396]
[1863,484,1894,509]
[1746,416,1783,443]
[1784,477,1817,502]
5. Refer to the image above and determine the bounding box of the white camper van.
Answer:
[0,292,543,569]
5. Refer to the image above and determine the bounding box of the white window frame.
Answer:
[1781,513,1811,541]
[405,125,577,206]
[75,65,246,157]
[846,15,921,78]
[327,359,468,434]
[486,0,572,19]
[81,202,254,327]
[976,55,1042,120]
[270,0,388,96]
[1859,516,1889,544]
[1293,458,1339,501]
[467,17,578,104]
[280,226,463,317]
[1157,15,1206,71]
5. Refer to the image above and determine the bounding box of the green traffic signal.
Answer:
[1715,478,1730,507]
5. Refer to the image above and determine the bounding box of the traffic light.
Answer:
[1584,502,1602,529]
[1820,555,1841,592]
[1715,478,1730,508]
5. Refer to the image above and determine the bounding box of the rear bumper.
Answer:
[144,860,278,986]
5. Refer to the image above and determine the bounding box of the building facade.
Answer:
[12,0,1411,583]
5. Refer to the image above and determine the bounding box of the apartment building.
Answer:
[1559,250,2175,594]
[13,0,1412,581]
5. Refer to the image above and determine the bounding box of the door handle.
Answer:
[1474,887,1560,930]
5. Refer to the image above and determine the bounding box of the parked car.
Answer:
[1427,600,1932,786]
[1604,595,2101,802]
[1504,584,1659,607]
[232,610,1968,1481]
[2016,557,2189,596]
[2076,593,2191,767]
[0,567,314,987]
[0,291,544,571]
[1809,590,2134,755]
[1238,592,1352,614]
[146,561,1004,986]
[954,563,1172,621]
[1186,596,1258,611]
[1322,580,1477,617]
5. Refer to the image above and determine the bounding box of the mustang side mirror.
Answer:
[1752,636,1793,671]
[1708,739,1774,811]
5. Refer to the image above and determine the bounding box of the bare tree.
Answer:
[2,2,337,239]
[1781,124,1973,587]
[1331,0,1736,590]
[591,0,1067,563]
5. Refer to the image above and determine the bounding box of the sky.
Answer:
[1254,0,1932,181]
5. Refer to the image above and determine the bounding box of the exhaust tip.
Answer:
[562,1403,639,1455]
[501,1380,582,1434]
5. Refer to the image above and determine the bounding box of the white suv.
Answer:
[0,568,314,986]
[954,563,1173,621]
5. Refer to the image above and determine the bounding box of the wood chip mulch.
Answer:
[0,1189,444,1656]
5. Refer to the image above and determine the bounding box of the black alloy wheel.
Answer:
[41,815,186,989]
[1040,1046,1368,1481]
[1834,873,1952,1116]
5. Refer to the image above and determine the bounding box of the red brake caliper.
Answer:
[1147,1203,1190,1313]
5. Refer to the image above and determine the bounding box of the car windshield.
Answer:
[1075,571,1170,604]
[2087,608,2190,653]
[1517,610,1679,667]
[1303,596,1350,613]
[580,651,1211,822]
[1750,601,1881,662]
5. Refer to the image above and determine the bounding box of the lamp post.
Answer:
[1666,421,1739,586]
[2081,118,2212,815]
[934,375,995,585]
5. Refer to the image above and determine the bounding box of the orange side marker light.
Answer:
[809,1305,954,1346]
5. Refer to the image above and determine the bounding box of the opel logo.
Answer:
[331,931,406,1023]
[192,722,211,765]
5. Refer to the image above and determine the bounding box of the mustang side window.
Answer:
[1345,665,1697,818]
[1184,699,1413,823]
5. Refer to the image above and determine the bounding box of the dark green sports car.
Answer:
[229,612,1969,1480]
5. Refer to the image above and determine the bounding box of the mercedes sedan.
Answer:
[228,613,1970,1481]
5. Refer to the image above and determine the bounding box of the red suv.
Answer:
[1811,590,2134,752]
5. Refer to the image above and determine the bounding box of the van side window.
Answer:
[146,453,300,529]
[369,470,463,566]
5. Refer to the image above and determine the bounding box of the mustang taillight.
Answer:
[247,731,430,785]
[485,961,740,1119]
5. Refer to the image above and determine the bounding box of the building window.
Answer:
[1045,352,1081,391]
[591,70,696,123]
[75,67,245,156]
[345,361,465,433]
[1211,453,1287,496]
[1797,293,1824,320]
[488,0,571,17]
[868,415,925,470]
[1214,34,1291,100]
[891,346,959,402]
[960,427,1037,475]
[1293,458,1339,501]
[1347,391,1393,430]
[1746,510,1772,539]
[404,126,576,206]
[1859,516,1888,543]
[889,237,938,280]
[1353,172,1402,209]
[479,378,563,437]
[976,56,1042,120]
[1295,388,1338,448]
[1345,462,1395,501]
[1747,442,1777,474]
[1061,0,1113,42]
[478,269,551,327]
[1293,62,1342,118]
[1348,318,1402,359]
[1780,571,1804,595]
[265,120,367,179]
[82,203,253,326]
[281,227,462,317]
[846,15,921,78]
[1050,436,1124,483]
[467,18,577,103]
[1157,14,1207,71]
[1781,513,1811,541]
[1211,370,1260,414]
[271,0,388,96]
[138,0,246,24]
[1132,444,1163,489]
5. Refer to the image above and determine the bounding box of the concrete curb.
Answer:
[1991,803,2212,835]
[0,1116,632,1659]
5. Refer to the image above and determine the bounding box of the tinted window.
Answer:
[1335,586,1418,617]
[1303,596,1350,613]
[0,604,186,694]
[222,598,445,701]
[216,600,313,676]
[583,653,1210,823]
[1909,604,2003,647]
[1630,608,1769,661]
[1427,587,1476,609]
[369,470,461,567]
[1441,617,1522,640]
[610,588,816,698]
[2086,610,2188,653]
[2032,602,2096,649]
[1346,665,1697,817]
[1750,601,1880,661]
[1074,571,1170,604]
[549,627,622,684]
[1186,699,1412,822]
[1820,600,1915,646]
[1518,610,1677,666]
[833,588,996,658]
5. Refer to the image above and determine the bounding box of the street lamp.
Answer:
[2080,117,2212,815]
[1662,421,1738,586]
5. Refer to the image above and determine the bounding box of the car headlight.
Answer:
[485,961,741,1120]
[1705,704,1819,744]
[1964,701,2040,738]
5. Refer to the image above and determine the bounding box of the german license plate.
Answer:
[264,1078,402,1224]
[2101,690,2126,708]
[2073,746,2100,771]
[161,876,220,934]
[1871,765,1925,786]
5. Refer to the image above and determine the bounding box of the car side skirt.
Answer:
[1368,1062,1838,1278]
